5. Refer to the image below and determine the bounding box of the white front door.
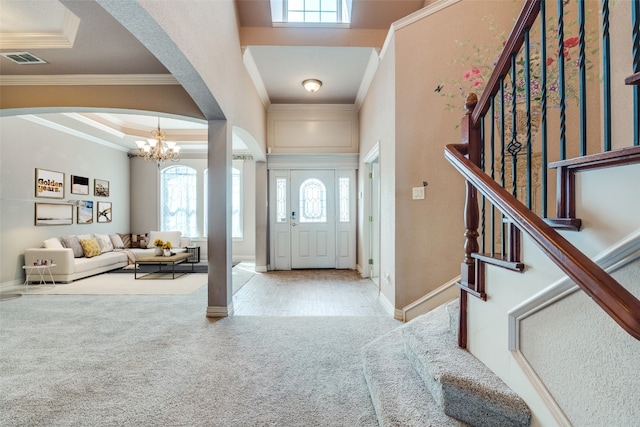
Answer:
[290,170,336,269]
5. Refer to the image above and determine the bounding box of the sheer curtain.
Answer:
[161,165,197,237]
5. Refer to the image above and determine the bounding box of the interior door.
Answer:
[290,170,336,269]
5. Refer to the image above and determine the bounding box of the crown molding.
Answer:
[268,103,358,112]
[0,10,80,50]
[0,74,179,86]
[20,114,130,152]
[243,47,271,109]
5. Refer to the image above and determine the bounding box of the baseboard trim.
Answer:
[1,279,22,293]
[511,350,573,426]
[206,303,233,318]
[254,265,267,273]
[377,292,395,318]
[402,276,460,322]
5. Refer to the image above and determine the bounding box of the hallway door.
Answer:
[290,170,336,269]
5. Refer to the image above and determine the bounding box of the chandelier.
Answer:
[134,118,180,168]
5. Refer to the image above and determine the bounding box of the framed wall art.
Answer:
[77,201,93,224]
[35,168,65,199]
[71,175,90,195]
[94,179,109,197]
[35,203,73,226]
[97,201,112,223]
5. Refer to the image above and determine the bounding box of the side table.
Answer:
[23,264,56,290]
[185,246,200,264]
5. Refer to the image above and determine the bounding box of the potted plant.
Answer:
[162,241,173,256]
[153,238,164,256]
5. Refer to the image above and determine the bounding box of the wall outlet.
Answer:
[412,187,425,200]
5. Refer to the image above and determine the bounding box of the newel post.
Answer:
[458,94,481,349]
[460,94,481,290]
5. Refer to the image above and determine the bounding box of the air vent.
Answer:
[1,52,47,64]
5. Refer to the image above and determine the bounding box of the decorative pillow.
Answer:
[80,238,101,258]
[60,235,84,258]
[110,234,125,249]
[94,233,114,253]
[118,233,132,248]
[77,234,92,241]
[130,233,147,248]
[43,238,63,249]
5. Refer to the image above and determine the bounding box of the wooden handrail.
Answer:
[472,0,541,125]
[445,143,640,340]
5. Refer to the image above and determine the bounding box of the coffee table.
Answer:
[134,252,193,279]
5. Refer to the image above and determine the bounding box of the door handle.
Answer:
[291,221,298,227]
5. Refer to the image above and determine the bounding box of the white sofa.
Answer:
[24,231,190,283]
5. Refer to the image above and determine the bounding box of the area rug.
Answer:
[24,272,208,295]
[109,260,240,274]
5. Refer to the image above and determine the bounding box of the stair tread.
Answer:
[403,305,531,427]
[363,327,467,427]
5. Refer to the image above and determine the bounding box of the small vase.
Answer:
[164,249,171,257]
[155,247,163,256]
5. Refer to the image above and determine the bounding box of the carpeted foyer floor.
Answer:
[0,267,399,426]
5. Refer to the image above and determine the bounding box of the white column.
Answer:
[206,120,233,317]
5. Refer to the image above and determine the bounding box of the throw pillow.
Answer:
[130,233,147,248]
[110,234,125,249]
[94,233,114,253]
[80,238,101,258]
[118,233,132,248]
[60,235,84,258]
[43,238,63,249]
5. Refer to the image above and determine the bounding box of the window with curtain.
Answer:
[232,167,243,239]
[161,165,197,236]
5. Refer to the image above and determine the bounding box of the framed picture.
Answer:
[94,179,109,197]
[35,168,65,199]
[35,203,73,226]
[97,201,112,223]
[71,175,90,195]
[77,200,93,224]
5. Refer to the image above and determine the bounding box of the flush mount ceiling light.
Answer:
[302,79,322,93]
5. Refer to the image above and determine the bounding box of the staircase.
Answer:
[363,300,531,427]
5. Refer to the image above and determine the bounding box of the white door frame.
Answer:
[362,142,380,279]
[267,154,358,270]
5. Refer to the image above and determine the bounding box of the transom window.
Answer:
[271,0,351,25]
[299,178,327,223]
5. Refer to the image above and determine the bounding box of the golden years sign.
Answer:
[35,168,65,199]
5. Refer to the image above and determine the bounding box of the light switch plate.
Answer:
[412,187,425,200]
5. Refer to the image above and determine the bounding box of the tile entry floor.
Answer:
[233,265,389,316]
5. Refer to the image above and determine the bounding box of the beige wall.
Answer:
[138,0,267,150]
[364,0,519,311]
[0,116,130,286]
[359,35,397,308]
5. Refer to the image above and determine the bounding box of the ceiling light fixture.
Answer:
[302,79,322,93]
[135,118,180,169]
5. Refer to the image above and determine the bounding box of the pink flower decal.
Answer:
[463,68,482,80]
[564,37,579,49]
